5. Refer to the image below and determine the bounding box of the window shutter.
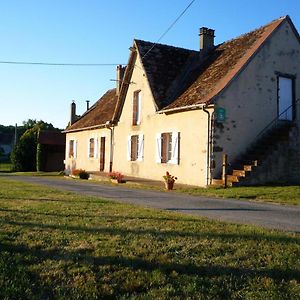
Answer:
[88,139,90,158]
[137,92,142,125]
[170,132,180,165]
[155,133,162,163]
[137,134,144,161]
[74,140,77,159]
[94,138,98,158]
[127,136,131,161]
[132,92,138,125]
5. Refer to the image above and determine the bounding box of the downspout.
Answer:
[203,105,211,186]
[105,121,114,173]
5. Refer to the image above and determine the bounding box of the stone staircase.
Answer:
[212,121,294,187]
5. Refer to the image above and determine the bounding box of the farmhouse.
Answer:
[64,16,300,186]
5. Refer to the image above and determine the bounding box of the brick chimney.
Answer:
[199,27,215,52]
[116,65,126,95]
[70,101,76,125]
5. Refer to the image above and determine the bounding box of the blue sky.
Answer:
[0,0,300,129]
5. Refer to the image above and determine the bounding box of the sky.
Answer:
[0,0,300,129]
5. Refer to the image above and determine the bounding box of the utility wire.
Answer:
[0,61,124,66]
[0,0,196,67]
[141,0,197,60]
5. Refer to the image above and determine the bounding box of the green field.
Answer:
[0,177,299,299]
[176,185,300,206]
[0,163,11,172]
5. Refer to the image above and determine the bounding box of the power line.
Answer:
[141,0,197,60]
[0,61,125,66]
[0,1,196,68]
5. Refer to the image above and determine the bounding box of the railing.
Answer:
[250,99,299,148]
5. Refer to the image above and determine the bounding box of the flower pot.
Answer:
[165,181,174,190]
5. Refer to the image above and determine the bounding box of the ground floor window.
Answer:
[89,138,95,158]
[156,132,180,164]
[127,134,144,161]
[68,140,77,158]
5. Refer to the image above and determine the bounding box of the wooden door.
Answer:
[100,137,105,171]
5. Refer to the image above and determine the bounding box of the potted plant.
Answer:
[163,171,177,190]
[109,171,125,183]
[71,169,90,180]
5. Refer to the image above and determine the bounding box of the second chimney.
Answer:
[70,101,76,125]
[199,27,215,52]
[116,65,126,95]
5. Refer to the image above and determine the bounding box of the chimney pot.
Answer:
[86,100,90,111]
[199,27,215,52]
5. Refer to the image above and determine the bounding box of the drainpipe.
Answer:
[105,121,114,172]
[203,106,211,186]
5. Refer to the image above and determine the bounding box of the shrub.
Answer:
[72,169,90,179]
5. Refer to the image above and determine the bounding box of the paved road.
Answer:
[2,175,300,233]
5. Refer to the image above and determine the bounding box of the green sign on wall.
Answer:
[216,107,226,123]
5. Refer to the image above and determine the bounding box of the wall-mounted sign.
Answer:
[216,107,226,123]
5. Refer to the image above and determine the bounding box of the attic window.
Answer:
[132,90,142,125]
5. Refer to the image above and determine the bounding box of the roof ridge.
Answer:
[220,16,287,47]
[134,38,198,54]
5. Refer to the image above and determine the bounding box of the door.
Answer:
[99,137,105,171]
[278,76,294,120]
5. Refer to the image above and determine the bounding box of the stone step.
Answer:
[232,169,249,177]
[226,174,240,183]
[211,179,223,186]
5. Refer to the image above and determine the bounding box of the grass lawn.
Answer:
[0,163,12,172]
[0,177,299,299]
[176,185,300,206]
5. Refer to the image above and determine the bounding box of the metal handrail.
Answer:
[252,99,299,146]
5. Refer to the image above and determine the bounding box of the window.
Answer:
[127,134,144,161]
[89,138,95,158]
[69,140,74,158]
[156,132,180,164]
[132,90,142,125]
[68,140,77,158]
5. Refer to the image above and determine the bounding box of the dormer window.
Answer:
[132,90,142,125]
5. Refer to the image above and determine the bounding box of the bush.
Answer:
[72,169,89,180]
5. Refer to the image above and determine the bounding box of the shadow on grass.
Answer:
[1,217,299,245]
[0,207,188,223]
[0,241,299,282]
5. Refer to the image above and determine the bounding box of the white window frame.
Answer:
[88,136,99,159]
[68,139,77,158]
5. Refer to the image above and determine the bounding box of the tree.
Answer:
[11,120,61,172]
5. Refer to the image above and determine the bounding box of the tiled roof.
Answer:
[135,40,197,109]
[66,89,117,132]
[38,130,65,146]
[136,16,289,111]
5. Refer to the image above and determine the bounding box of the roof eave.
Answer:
[158,102,214,114]
[62,122,112,133]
